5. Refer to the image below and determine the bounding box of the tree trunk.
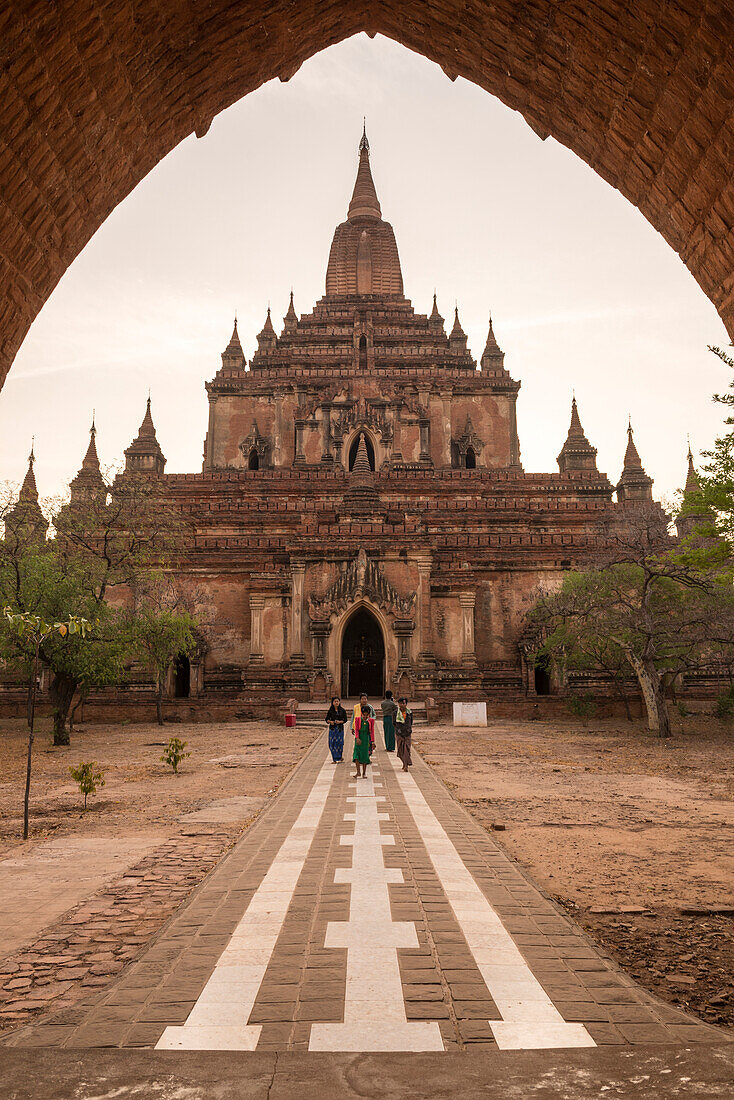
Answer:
[156,673,164,726]
[627,654,670,737]
[49,671,77,746]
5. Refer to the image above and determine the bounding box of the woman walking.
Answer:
[381,689,397,752]
[351,693,375,779]
[325,696,347,763]
[395,696,413,772]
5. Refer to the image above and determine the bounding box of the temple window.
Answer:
[465,446,477,470]
[358,334,368,371]
[248,448,259,470]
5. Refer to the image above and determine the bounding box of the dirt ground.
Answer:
[0,716,317,859]
[417,714,734,1031]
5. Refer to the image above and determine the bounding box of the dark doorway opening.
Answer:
[248,448,259,470]
[534,655,551,696]
[465,446,476,469]
[174,654,191,698]
[341,608,384,698]
[358,334,368,371]
[348,433,375,471]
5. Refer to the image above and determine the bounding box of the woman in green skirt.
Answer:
[380,689,397,752]
[351,693,374,778]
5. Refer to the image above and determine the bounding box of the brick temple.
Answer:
[65,131,666,714]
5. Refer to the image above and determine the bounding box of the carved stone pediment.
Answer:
[453,415,483,457]
[308,549,416,622]
[239,420,270,466]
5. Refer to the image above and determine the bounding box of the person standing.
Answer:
[351,692,374,779]
[381,689,397,752]
[325,696,347,763]
[395,696,413,772]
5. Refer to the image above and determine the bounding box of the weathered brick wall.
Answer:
[1,1,734,389]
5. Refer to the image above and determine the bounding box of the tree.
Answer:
[0,475,185,743]
[2,608,90,838]
[684,343,734,553]
[525,507,734,737]
[132,607,198,724]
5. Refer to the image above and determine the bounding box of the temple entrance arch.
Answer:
[341,606,385,698]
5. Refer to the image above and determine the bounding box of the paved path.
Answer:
[3,734,726,1055]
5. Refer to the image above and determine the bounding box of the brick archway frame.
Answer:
[2,3,734,391]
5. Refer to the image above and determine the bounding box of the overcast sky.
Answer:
[1,34,729,506]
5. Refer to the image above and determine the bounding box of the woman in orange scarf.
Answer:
[351,693,375,778]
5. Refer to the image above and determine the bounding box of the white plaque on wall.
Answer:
[452,702,487,727]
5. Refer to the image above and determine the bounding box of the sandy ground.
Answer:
[0,717,318,959]
[417,716,734,910]
[416,714,734,1029]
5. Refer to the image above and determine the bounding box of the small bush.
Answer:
[161,737,190,774]
[676,701,690,718]
[69,761,105,810]
[567,692,598,719]
[715,690,734,720]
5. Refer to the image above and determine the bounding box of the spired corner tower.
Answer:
[109,130,659,713]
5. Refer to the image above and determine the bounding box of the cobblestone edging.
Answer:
[0,827,241,1036]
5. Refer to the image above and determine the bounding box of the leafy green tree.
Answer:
[683,344,734,553]
[526,507,734,737]
[2,608,90,837]
[132,607,198,725]
[0,476,185,743]
[69,760,105,809]
[161,736,190,774]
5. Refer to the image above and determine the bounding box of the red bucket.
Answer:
[285,713,296,728]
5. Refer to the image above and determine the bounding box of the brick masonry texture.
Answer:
[1,0,734,392]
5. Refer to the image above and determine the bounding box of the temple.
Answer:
[59,132,673,713]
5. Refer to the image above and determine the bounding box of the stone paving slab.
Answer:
[2,733,729,1058]
[2,1047,734,1098]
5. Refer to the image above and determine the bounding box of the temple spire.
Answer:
[283,290,298,335]
[221,316,246,371]
[685,439,700,494]
[449,305,467,349]
[348,126,382,221]
[7,440,47,542]
[70,416,106,504]
[480,313,507,374]
[124,396,166,476]
[557,395,598,473]
[616,420,652,503]
[19,440,38,503]
[257,305,277,350]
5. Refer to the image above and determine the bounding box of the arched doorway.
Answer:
[534,655,551,696]
[174,654,191,698]
[341,607,384,698]
[248,448,259,470]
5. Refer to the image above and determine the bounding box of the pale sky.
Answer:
[1,34,729,506]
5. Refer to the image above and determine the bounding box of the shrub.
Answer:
[676,701,690,718]
[69,761,105,810]
[715,689,734,720]
[161,736,190,774]
[567,692,598,719]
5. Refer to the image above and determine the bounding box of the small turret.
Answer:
[70,416,107,504]
[124,397,166,477]
[257,306,277,351]
[221,317,246,371]
[428,292,445,334]
[343,432,380,516]
[449,305,467,350]
[557,396,598,474]
[616,420,653,503]
[283,291,298,336]
[6,442,47,543]
[677,442,712,540]
[480,315,506,374]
